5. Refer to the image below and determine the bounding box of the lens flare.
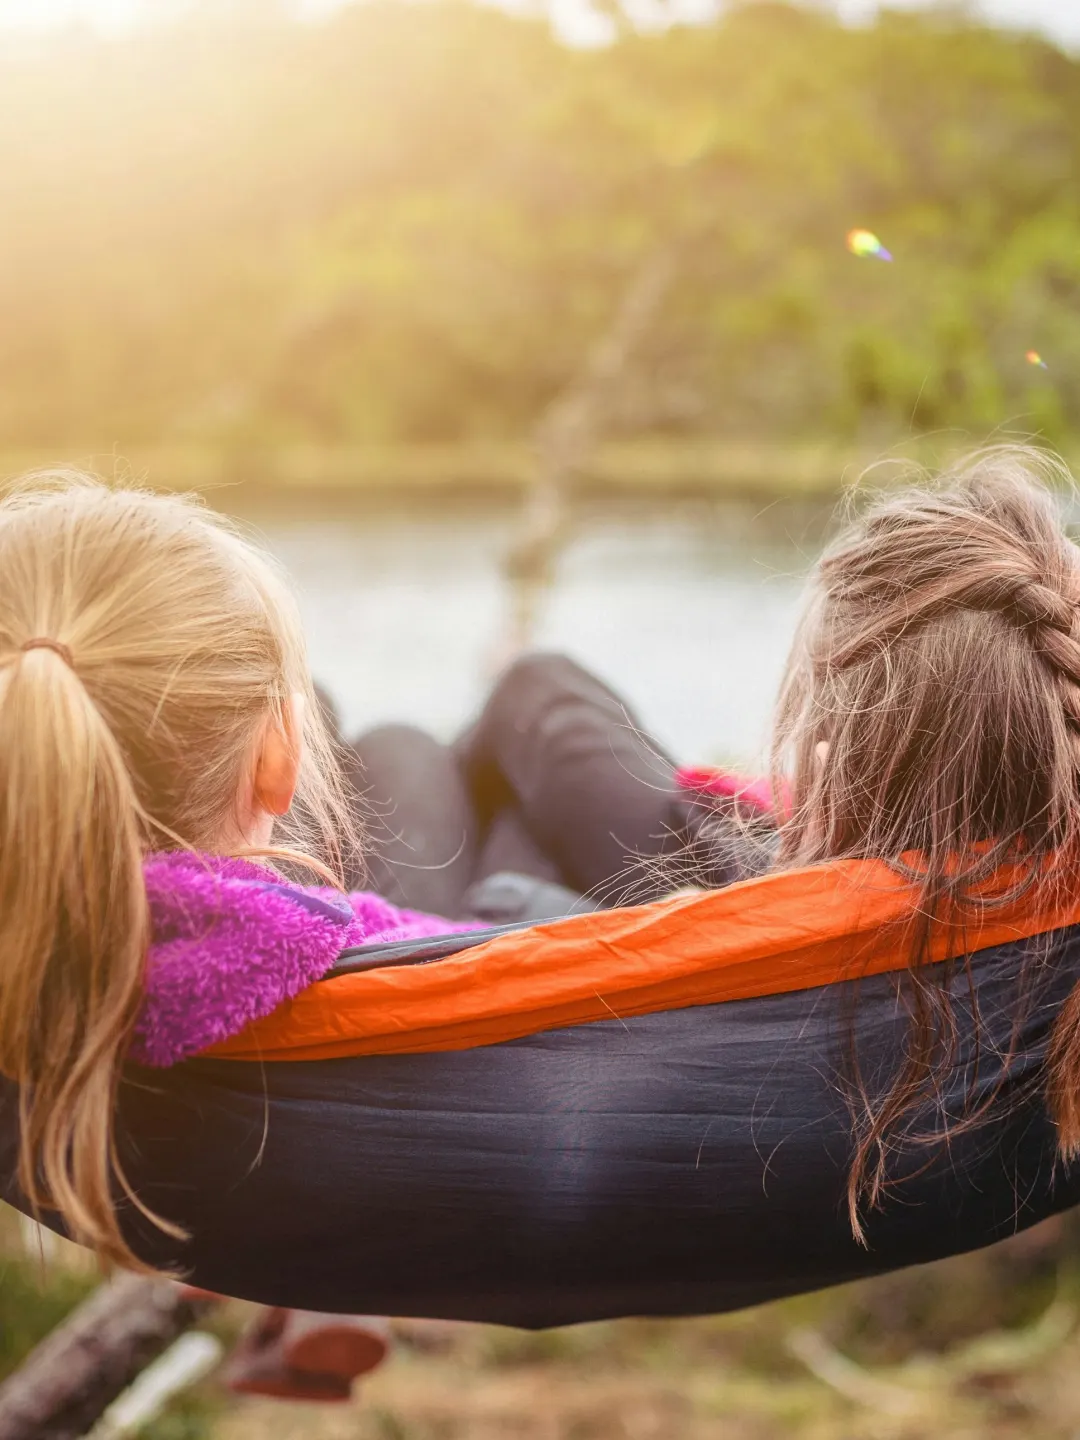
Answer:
[1026,350,1048,369]
[846,228,892,261]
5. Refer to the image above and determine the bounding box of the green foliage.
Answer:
[0,2,1077,454]
[0,1250,96,1379]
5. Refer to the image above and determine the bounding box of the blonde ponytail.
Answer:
[0,640,156,1263]
[0,473,361,1269]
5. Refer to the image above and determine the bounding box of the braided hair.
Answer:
[770,445,1080,1237]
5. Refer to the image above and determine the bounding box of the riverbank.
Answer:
[0,438,1054,501]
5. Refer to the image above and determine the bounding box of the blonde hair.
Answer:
[0,472,360,1268]
[770,445,1080,1238]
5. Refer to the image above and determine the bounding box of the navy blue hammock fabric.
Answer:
[3,914,1080,1329]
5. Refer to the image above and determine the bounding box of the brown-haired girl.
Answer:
[766,445,1080,1231]
[380,443,1080,1239]
[329,446,1080,1249]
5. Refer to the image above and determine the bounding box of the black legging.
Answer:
[342,654,758,920]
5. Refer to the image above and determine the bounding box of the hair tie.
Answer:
[20,637,74,668]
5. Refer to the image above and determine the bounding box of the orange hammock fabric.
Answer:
[207,859,1080,1064]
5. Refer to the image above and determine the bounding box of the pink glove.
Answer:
[675,766,790,820]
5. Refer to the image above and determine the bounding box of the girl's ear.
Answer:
[253,693,305,818]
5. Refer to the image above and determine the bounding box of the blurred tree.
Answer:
[0,1,1073,458]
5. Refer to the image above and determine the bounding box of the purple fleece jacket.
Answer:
[129,852,470,1068]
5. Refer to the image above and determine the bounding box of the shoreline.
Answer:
[0,438,1048,501]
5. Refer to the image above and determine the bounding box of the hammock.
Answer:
[3,861,1080,1328]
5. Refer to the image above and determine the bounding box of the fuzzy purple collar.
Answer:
[129,852,460,1068]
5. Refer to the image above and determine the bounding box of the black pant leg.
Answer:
[345,723,478,919]
[456,654,686,904]
[473,807,564,887]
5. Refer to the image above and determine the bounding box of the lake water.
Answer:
[233,492,836,766]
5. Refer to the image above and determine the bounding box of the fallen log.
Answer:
[0,1275,216,1440]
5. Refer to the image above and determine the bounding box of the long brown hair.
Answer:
[0,472,360,1268]
[771,445,1080,1238]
